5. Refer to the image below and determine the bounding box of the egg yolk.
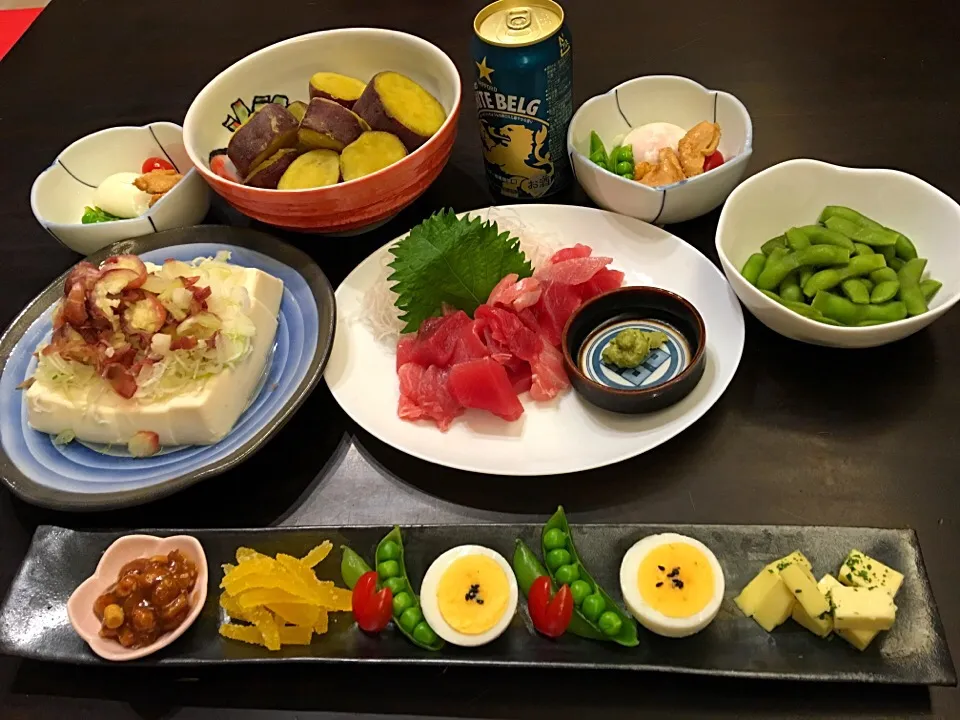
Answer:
[437,555,509,635]
[638,542,714,618]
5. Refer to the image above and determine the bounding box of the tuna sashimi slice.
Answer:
[532,282,583,347]
[488,274,542,312]
[397,362,463,431]
[547,244,593,264]
[448,357,524,422]
[535,256,613,285]
[396,311,471,370]
[475,304,543,361]
[530,341,570,401]
[578,267,626,301]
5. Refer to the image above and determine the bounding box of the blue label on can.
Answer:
[472,27,573,199]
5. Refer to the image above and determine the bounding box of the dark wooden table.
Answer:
[2,0,958,717]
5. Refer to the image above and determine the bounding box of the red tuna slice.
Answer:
[396,311,472,370]
[577,267,626,301]
[506,363,533,394]
[449,319,491,365]
[535,256,613,285]
[397,362,463,431]
[448,357,524,422]
[532,282,583,347]
[530,341,570,401]
[547,244,593,264]
[488,274,542,312]
[475,305,542,361]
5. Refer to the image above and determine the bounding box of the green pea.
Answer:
[598,611,623,636]
[543,528,567,551]
[760,235,787,255]
[615,160,633,176]
[570,580,592,605]
[545,548,571,570]
[383,576,407,595]
[377,541,401,563]
[413,622,438,646]
[399,606,423,633]
[392,591,414,616]
[581,593,605,621]
[619,145,634,163]
[592,158,608,171]
[554,564,580,585]
[377,560,401,579]
[622,171,635,180]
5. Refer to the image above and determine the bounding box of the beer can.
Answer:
[472,0,573,199]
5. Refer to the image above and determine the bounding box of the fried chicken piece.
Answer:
[134,169,183,195]
[677,121,721,178]
[634,161,655,179]
[639,147,686,187]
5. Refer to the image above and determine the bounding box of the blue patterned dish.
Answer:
[0,226,335,510]
[562,287,706,414]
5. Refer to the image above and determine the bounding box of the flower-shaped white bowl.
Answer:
[66,534,208,661]
[717,159,960,348]
[31,123,210,255]
[568,75,752,225]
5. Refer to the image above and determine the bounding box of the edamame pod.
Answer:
[756,245,851,291]
[801,253,886,297]
[541,507,638,647]
[823,217,898,247]
[796,225,855,251]
[779,272,803,303]
[860,277,875,292]
[799,268,814,288]
[888,257,905,271]
[895,234,918,261]
[879,245,896,262]
[853,243,874,256]
[841,278,870,304]
[811,291,907,325]
[920,279,942,302]
[741,253,766,285]
[785,227,811,251]
[818,205,885,228]
[868,267,899,303]
[897,257,928,316]
[766,293,842,325]
[761,235,787,255]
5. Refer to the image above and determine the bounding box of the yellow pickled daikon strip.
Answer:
[299,542,333,569]
[219,623,265,646]
[267,602,320,627]
[236,547,272,563]
[225,571,318,601]
[314,609,329,634]
[278,626,313,645]
[237,588,316,608]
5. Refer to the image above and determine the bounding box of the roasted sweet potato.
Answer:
[287,100,309,122]
[352,71,446,152]
[227,103,299,177]
[308,72,366,109]
[339,131,407,182]
[245,148,301,189]
[278,149,340,190]
[298,98,369,152]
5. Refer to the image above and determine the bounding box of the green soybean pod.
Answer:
[779,272,803,303]
[797,225,855,251]
[741,253,767,286]
[898,257,928,316]
[868,267,899,303]
[853,243,874,256]
[920,279,943,302]
[799,268,814,288]
[785,227,811,251]
[841,278,870,304]
[802,253,887,297]
[888,257,905,271]
[879,245,896,262]
[812,291,907,325]
[895,233,919,261]
[855,320,888,326]
[756,245,851,291]
[761,235,787,255]
[818,205,886,228]
[860,277,875,292]
[823,216,898,247]
[781,299,843,325]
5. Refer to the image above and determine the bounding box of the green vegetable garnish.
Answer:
[388,209,532,334]
[81,206,122,224]
[601,328,667,369]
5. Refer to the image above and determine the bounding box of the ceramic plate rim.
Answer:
[324,204,744,475]
[0,225,335,510]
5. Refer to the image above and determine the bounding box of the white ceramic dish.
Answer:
[716,159,960,348]
[568,75,752,225]
[31,123,210,255]
[324,205,744,476]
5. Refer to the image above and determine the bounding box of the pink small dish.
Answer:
[66,534,208,662]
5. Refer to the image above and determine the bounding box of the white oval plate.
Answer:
[324,205,744,475]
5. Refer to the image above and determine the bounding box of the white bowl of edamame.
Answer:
[716,158,960,348]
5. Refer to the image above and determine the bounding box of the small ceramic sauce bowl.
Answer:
[562,287,707,414]
[66,534,208,661]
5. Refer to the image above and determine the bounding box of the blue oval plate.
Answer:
[0,226,335,511]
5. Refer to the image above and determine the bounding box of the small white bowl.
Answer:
[568,75,752,225]
[31,123,210,255]
[717,159,960,348]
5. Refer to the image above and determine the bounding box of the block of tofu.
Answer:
[819,574,877,650]
[831,585,897,632]
[838,550,904,598]
[781,563,830,619]
[26,262,283,446]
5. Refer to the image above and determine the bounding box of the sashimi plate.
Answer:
[0,226,335,510]
[325,205,744,475]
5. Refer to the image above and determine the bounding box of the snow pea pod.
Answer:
[541,507,638,647]
[920,279,942,302]
[779,272,803,303]
[761,235,787,255]
[841,278,870,304]
[796,225,855,251]
[589,131,608,169]
[512,539,605,641]
[756,245,851,291]
[868,267,899,303]
[740,253,766,285]
[823,217,899,247]
[898,257,928,316]
[812,291,907,325]
[801,253,886,297]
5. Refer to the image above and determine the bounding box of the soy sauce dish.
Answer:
[561,287,707,413]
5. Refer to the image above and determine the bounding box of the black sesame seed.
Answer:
[795,589,802,594]
[477,599,484,605]
[658,565,665,572]
[656,581,663,588]
[672,578,684,589]
[667,567,680,578]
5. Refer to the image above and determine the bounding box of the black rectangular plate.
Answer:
[0,523,954,685]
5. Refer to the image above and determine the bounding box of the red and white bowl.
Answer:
[183,28,461,234]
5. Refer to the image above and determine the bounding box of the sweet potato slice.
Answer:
[245,148,301,189]
[339,131,407,182]
[298,98,369,152]
[352,71,446,152]
[287,100,309,122]
[278,149,340,190]
[227,103,299,177]
[308,72,366,109]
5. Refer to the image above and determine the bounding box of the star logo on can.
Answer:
[476,57,495,83]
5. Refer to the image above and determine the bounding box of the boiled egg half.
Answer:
[419,545,518,647]
[622,122,687,165]
[619,533,724,638]
[93,172,151,219]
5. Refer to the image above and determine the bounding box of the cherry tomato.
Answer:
[527,575,573,638]
[351,571,393,633]
[703,150,724,172]
[142,156,175,173]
